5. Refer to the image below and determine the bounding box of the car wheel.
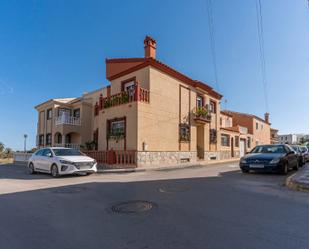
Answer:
[293,161,299,171]
[51,164,59,178]
[281,162,288,175]
[28,163,36,174]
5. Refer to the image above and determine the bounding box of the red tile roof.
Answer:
[106,57,222,100]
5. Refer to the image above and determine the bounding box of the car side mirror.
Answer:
[287,151,295,155]
[47,153,53,157]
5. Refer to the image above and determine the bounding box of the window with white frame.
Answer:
[196,95,203,108]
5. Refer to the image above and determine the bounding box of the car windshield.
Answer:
[52,149,83,156]
[291,146,299,152]
[251,145,286,154]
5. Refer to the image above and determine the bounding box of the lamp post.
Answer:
[24,134,28,153]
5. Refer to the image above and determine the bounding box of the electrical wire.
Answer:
[255,0,269,112]
[206,0,220,91]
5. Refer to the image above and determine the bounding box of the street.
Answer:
[0,163,308,249]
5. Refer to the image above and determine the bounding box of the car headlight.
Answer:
[60,160,75,166]
[270,158,280,164]
[92,160,97,166]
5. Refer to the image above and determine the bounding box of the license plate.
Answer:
[249,164,264,168]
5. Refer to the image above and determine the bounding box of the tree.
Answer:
[0,142,4,153]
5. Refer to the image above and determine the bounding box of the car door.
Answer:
[285,145,297,168]
[33,149,46,171]
[41,149,54,172]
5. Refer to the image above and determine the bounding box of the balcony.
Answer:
[94,83,150,115]
[55,115,81,126]
[193,107,211,124]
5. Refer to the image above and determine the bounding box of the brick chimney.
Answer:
[144,36,156,59]
[264,112,270,123]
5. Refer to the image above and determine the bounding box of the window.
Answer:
[221,134,230,147]
[46,133,52,145]
[73,108,80,118]
[261,124,263,130]
[42,149,52,157]
[256,122,259,130]
[247,137,251,148]
[108,119,125,139]
[210,129,217,144]
[38,135,44,146]
[47,109,52,120]
[235,136,239,147]
[35,149,43,156]
[256,140,259,146]
[179,124,190,142]
[196,95,204,108]
[220,117,222,126]
[210,100,216,113]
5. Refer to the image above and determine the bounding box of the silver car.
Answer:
[28,147,97,177]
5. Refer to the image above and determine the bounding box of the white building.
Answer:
[278,134,298,144]
[278,133,309,144]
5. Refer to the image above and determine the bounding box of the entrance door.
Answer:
[196,126,204,159]
[240,139,245,157]
[231,137,234,157]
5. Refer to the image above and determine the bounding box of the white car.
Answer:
[28,147,97,177]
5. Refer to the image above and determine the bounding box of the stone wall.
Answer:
[137,151,197,166]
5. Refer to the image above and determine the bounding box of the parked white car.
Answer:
[28,147,97,177]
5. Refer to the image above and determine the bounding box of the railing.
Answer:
[94,83,150,116]
[55,115,81,126]
[84,150,137,168]
[53,143,81,149]
[193,107,212,123]
[13,152,32,163]
[239,126,248,134]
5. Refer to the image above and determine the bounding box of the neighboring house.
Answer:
[223,111,271,147]
[278,134,298,144]
[36,36,229,167]
[220,111,254,157]
[35,89,102,150]
[270,128,279,144]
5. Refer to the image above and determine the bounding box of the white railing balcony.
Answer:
[65,143,81,150]
[55,115,81,126]
[239,126,248,134]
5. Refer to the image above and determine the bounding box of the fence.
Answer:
[13,152,32,164]
[84,150,137,168]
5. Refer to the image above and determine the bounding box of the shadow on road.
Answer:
[0,169,308,249]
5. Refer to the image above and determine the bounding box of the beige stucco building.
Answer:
[35,36,273,167]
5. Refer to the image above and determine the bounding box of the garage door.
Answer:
[240,140,245,157]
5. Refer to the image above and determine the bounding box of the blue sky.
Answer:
[0,0,309,150]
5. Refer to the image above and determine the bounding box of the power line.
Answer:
[255,0,269,112]
[206,0,220,91]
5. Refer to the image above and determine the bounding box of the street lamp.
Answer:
[24,134,28,153]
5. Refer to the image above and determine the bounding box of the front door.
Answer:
[196,125,204,159]
[231,137,234,157]
[240,139,245,157]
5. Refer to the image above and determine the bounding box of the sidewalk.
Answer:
[286,165,309,191]
[97,158,240,174]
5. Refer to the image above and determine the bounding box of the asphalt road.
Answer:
[0,163,308,249]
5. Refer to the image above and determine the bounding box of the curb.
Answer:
[96,159,240,174]
[286,172,309,192]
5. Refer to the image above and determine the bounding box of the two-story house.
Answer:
[35,36,227,167]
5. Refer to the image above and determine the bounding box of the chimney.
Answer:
[144,36,156,59]
[264,112,270,123]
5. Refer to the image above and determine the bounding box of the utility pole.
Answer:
[24,134,28,153]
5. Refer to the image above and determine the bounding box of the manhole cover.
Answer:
[111,200,156,214]
[158,185,190,193]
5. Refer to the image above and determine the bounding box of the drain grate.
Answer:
[158,185,190,193]
[111,200,156,214]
